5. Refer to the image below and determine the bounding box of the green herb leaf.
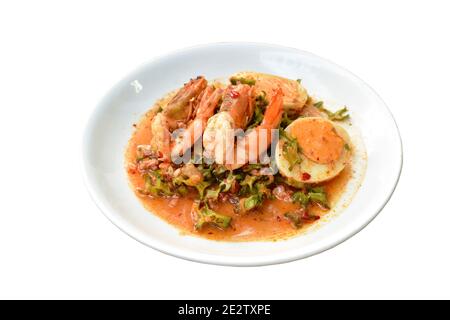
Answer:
[292,187,329,209]
[307,186,329,208]
[197,164,213,180]
[280,129,302,170]
[313,101,324,108]
[240,175,260,192]
[247,92,268,129]
[219,171,236,193]
[194,181,212,199]
[230,77,256,86]
[212,164,227,177]
[242,163,264,172]
[243,194,263,211]
[177,185,188,196]
[292,191,310,206]
[205,187,221,201]
[314,101,350,121]
[192,203,232,230]
[280,112,295,129]
[144,171,173,196]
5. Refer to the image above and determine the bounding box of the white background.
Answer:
[1,0,449,299]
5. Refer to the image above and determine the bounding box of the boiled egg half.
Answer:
[275,117,352,184]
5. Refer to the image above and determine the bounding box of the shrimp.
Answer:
[202,84,254,164]
[171,86,223,158]
[149,76,207,161]
[230,72,307,114]
[150,78,222,162]
[228,88,284,169]
[220,84,255,129]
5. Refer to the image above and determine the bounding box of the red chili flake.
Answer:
[230,90,240,98]
[302,172,311,181]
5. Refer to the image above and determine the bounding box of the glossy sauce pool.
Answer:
[126,110,352,242]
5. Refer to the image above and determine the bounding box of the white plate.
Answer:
[82,43,402,266]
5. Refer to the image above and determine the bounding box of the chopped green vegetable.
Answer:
[296,79,302,84]
[177,185,188,196]
[219,171,237,192]
[344,143,351,151]
[284,177,305,189]
[204,172,236,200]
[172,163,204,187]
[284,210,319,229]
[197,164,213,180]
[284,212,302,229]
[230,77,256,86]
[240,175,259,192]
[307,186,329,208]
[144,171,173,196]
[301,211,320,222]
[314,101,350,121]
[292,191,310,206]
[255,91,269,106]
[247,92,268,129]
[242,163,263,172]
[212,165,227,177]
[205,187,221,200]
[243,194,263,211]
[274,174,304,189]
[172,175,191,187]
[330,107,349,121]
[280,112,294,129]
[239,179,272,211]
[255,182,272,197]
[236,174,272,211]
[248,106,264,129]
[192,203,231,230]
[292,187,329,209]
[280,129,302,170]
[313,101,324,108]
[195,180,212,199]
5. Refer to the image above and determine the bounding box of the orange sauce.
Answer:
[126,109,352,242]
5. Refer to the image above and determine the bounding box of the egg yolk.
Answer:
[290,118,344,164]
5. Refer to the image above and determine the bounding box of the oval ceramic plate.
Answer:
[82,43,402,266]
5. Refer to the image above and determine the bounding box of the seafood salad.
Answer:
[126,72,359,241]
